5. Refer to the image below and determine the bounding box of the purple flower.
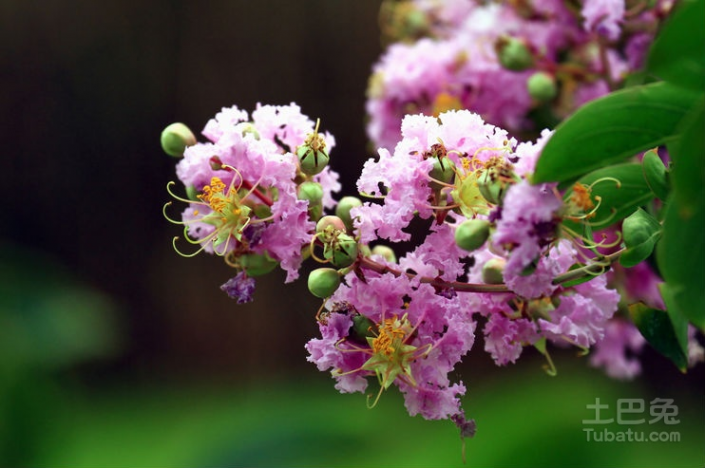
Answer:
[589,319,645,379]
[581,0,625,41]
[493,180,562,289]
[483,313,538,365]
[539,275,620,347]
[220,272,256,304]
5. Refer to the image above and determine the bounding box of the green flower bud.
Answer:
[325,233,359,269]
[455,219,491,252]
[252,204,272,220]
[316,215,346,234]
[482,258,506,284]
[239,252,278,277]
[619,208,662,268]
[527,72,557,102]
[161,122,196,158]
[496,36,534,72]
[642,149,669,201]
[297,119,329,176]
[299,181,324,220]
[429,156,456,190]
[349,314,377,344]
[371,244,397,263]
[298,181,324,204]
[335,196,363,232]
[308,268,341,298]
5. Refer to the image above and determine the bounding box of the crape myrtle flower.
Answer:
[306,269,476,421]
[368,0,671,150]
[589,319,646,380]
[164,103,340,285]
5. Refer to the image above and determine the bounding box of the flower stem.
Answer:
[241,180,273,206]
[358,249,625,294]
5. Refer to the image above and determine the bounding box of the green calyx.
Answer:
[482,258,506,284]
[308,268,341,298]
[161,122,196,158]
[496,36,534,72]
[324,233,359,269]
[239,252,279,277]
[476,158,519,206]
[527,72,558,102]
[335,196,363,233]
[454,219,491,252]
[429,156,456,191]
[297,119,329,176]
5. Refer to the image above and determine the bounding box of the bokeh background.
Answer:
[1,1,703,467]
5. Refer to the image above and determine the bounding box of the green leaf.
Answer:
[628,302,688,372]
[656,199,705,330]
[620,208,662,268]
[668,97,705,214]
[641,149,669,201]
[658,283,689,357]
[564,163,654,229]
[646,0,705,91]
[656,97,705,331]
[533,82,700,185]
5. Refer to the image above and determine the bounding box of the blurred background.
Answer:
[0,1,702,467]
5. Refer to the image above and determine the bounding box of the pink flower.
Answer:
[539,275,620,347]
[581,0,625,41]
[590,319,646,379]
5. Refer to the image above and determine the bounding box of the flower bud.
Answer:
[299,181,324,221]
[429,156,456,191]
[297,120,329,176]
[316,215,346,234]
[161,123,196,158]
[495,36,534,71]
[482,258,506,284]
[238,253,279,277]
[371,244,397,263]
[335,196,363,232]
[642,149,669,201]
[239,252,278,277]
[527,72,557,102]
[308,267,341,298]
[298,181,324,204]
[455,219,491,252]
[349,313,377,344]
[326,233,359,269]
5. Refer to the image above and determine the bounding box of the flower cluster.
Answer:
[306,110,624,422]
[160,0,702,445]
[367,0,672,150]
[162,104,340,301]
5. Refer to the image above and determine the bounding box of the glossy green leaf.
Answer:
[646,0,705,91]
[658,283,689,356]
[564,163,654,229]
[656,199,705,331]
[628,302,687,372]
[533,82,699,185]
[669,97,705,214]
[641,149,669,200]
[620,208,662,268]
